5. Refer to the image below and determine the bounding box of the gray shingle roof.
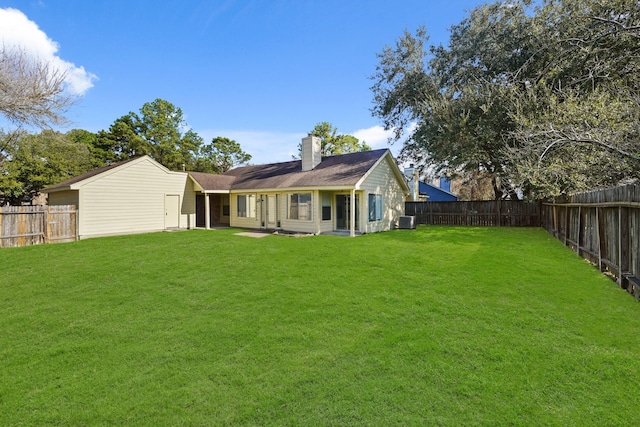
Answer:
[43,149,397,194]
[189,149,390,191]
[42,157,140,192]
[188,172,236,191]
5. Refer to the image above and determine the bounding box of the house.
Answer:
[43,134,409,238]
[189,135,409,236]
[404,165,458,202]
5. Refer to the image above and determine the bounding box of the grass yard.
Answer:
[2,226,640,425]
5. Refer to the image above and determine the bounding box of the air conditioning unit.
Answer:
[398,215,416,229]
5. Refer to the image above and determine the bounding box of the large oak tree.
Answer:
[371,0,640,199]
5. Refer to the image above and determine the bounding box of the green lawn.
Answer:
[2,227,639,425]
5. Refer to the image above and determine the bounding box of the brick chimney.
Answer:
[301,134,321,171]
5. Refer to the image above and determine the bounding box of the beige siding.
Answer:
[317,191,334,234]
[359,156,406,233]
[229,193,261,229]
[279,190,321,234]
[229,191,326,234]
[48,190,79,207]
[76,158,194,238]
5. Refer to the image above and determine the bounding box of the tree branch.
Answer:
[0,46,75,128]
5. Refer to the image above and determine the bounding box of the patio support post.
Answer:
[315,191,321,235]
[350,189,356,237]
[205,193,211,230]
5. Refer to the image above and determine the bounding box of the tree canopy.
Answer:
[97,98,252,173]
[98,99,201,171]
[1,98,253,204]
[196,137,252,173]
[297,122,371,158]
[371,0,640,199]
[0,129,93,204]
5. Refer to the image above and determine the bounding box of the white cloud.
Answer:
[350,123,421,167]
[351,125,395,149]
[0,8,97,96]
[197,129,306,165]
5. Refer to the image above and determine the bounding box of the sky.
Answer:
[0,0,487,165]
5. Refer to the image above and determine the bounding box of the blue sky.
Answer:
[1,0,486,164]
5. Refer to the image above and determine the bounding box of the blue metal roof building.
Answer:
[418,179,458,201]
[404,166,458,201]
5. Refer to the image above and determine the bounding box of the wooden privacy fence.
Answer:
[0,205,77,248]
[541,185,640,297]
[405,200,541,227]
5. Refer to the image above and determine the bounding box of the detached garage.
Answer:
[43,156,195,239]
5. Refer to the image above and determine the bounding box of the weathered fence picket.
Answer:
[541,185,640,297]
[0,205,77,248]
[405,200,541,227]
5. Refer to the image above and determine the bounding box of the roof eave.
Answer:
[200,189,232,194]
[188,174,205,192]
[229,185,356,193]
[42,185,72,194]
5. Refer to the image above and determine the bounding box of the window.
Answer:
[289,193,312,220]
[237,194,256,218]
[368,194,382,222]
[321,192,331,221]
[222,195,230,216]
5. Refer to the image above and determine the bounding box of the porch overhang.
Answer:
[229,185,356,194]
[197,189,231,194]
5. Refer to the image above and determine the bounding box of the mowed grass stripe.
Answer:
[1,227,639,425]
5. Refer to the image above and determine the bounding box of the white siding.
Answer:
[76,158,195,238]
[358,156,406,233]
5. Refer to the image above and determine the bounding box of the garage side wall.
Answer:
[75,159,194,238]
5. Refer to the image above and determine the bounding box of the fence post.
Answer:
[596,207,603,272]
[43,206,48,244]
[619,207,630,287]
[618,207,623,286]
[538,200,542,227]
[564,205,569,246]
[464,202,468,226]
[429,202,433,225]
[576,205,582,255]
